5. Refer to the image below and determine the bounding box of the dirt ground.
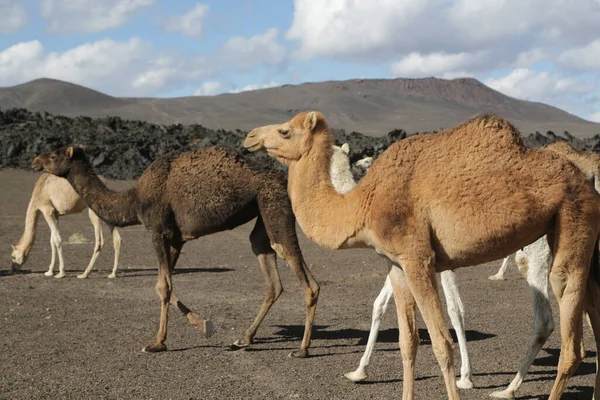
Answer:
[0,170,596,399]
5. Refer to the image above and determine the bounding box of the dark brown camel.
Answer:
[32,145,320,357]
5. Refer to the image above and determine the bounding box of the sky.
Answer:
[1,0,599,122]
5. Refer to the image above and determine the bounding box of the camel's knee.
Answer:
[51,233,62,247]
[515,252,529,277]
[155,279,172,302]
[266,283,283,304]
[559,350,584,376]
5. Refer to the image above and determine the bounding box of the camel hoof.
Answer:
[231,339,251,350]
[142,343,167,353]
[187,313,215,338]
[54,272,66,279]
[288,349,309,358]
[204,320,215,339]
[77,274,88,279]
[488,274,506,281]
[457,378,474,389]
[489,389,515,399]
[44,271,54,277]
[107,273,116,279]
[344,370,367,382]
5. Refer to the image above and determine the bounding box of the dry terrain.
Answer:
[0,170,596,399]
[2,77,599,137]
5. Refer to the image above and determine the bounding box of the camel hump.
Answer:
[459,113,525,149]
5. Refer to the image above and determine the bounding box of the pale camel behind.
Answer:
[244,112,600,400]
[11,173,121,279]
[331,143,473,389]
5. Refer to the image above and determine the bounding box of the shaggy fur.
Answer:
[32,146,319,357]
[244,111,600,400]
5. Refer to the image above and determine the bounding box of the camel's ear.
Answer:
[66,147,75,159]
[11,244,16,251]
[303,111,325,133]
[341,143,350,154]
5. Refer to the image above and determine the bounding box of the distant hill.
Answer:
[1,77,599,138]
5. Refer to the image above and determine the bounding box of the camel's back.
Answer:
[358,114,598,267]
[136,146,288,235]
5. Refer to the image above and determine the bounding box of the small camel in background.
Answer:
[11,173,121,279]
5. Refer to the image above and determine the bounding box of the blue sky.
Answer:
[1,0,599,122]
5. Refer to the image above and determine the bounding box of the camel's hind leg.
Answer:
[107,225,121,279]
[547,219,597,399]
[398,254,460,400]
[441,270,473,389]
[489,256,511,281]
[78,209,105,279]
[232,216,283,349]
[584,238,600,399]
[344,267,394,382]
[490,236,554,399]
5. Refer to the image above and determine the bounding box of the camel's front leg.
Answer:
[491,238,554,399]
[401,255,460,400]
[143,234,173,353]
[389,265,419,400]
[344,272,394,382]
[42,209,64,278]
[167,241,214,339]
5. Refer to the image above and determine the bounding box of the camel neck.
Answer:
[17,197,40,250]
[288,133,364,250]
[66,159,140,227]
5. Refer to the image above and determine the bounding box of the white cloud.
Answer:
[40,0,153,33]
[194,81,223,95]
[513,49,547,67]
[590,111,600,123]
[0,39,202,96]
[231,82,278,93]
[0,0,27,33]
[287,0,600,63]
[390,51,486,78]
[219,28,286,70]
[558,39,600,71]
[484,68,596,101]
[165,3,209,38]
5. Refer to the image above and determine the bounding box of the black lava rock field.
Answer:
[1,108,599,180]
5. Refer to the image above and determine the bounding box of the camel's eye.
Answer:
[278,128,290,138]
[50,155,56,161]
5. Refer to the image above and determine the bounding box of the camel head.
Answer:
[243,111,329,165]
[10,244,27,272]
[32,145,85,177]
[355,156,373,170]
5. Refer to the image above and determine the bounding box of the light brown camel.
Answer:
[11,173,121,279]
[489,142,600,281]
[32,145,319,357]
[244,112,600,400]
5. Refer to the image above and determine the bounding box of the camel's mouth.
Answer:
[243,139,264,153]
[11,262,21,273]
[31,158,43,171]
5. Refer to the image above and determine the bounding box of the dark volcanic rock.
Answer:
[1,108,599,181]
